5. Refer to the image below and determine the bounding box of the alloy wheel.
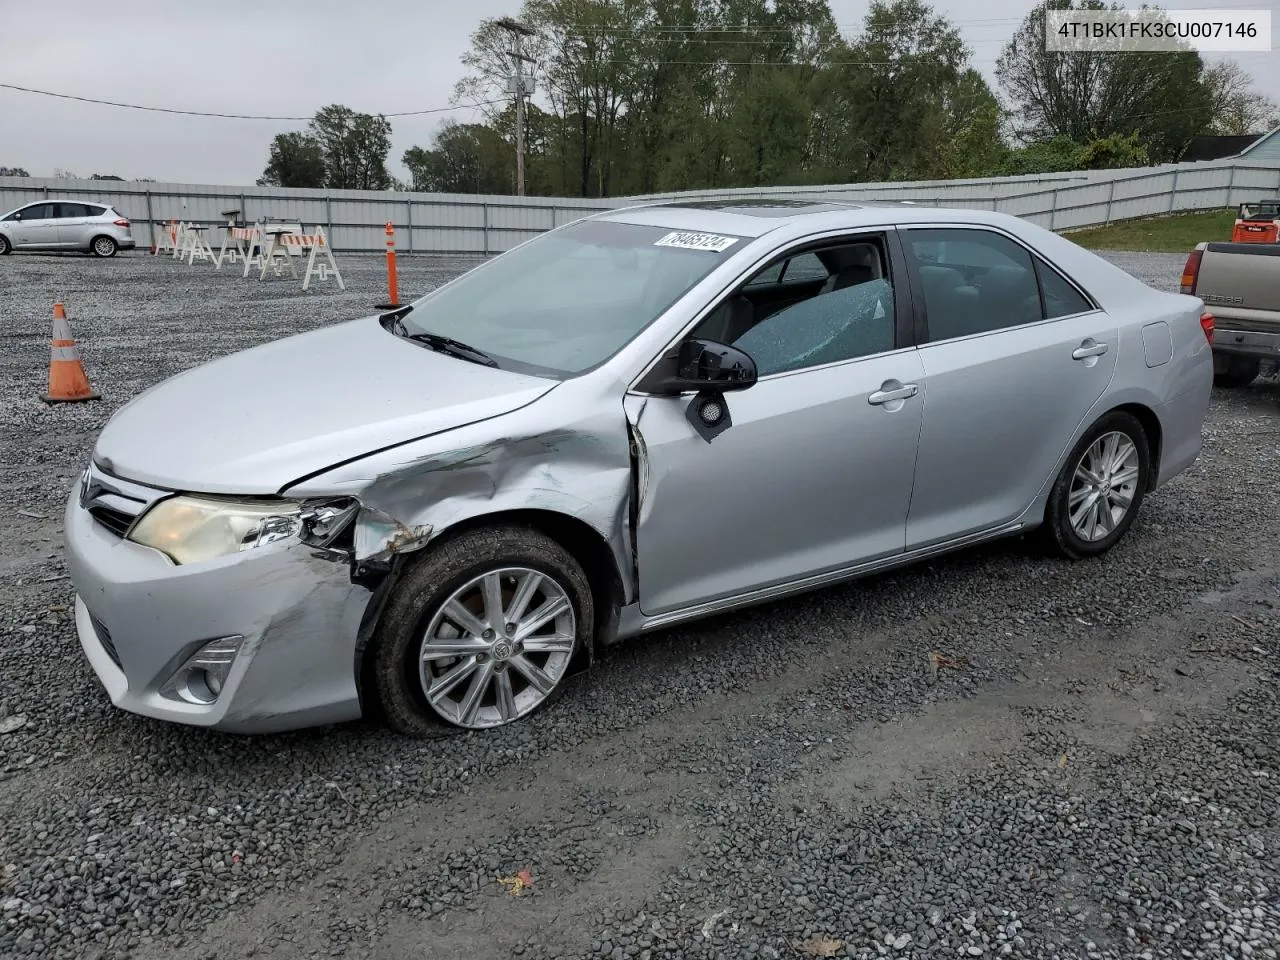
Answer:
[417,566,576,729]
[1068,430,1140,542]
[93,236,116,257]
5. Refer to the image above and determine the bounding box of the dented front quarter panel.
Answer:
[285,375,639,604]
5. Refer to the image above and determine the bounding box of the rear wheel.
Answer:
[0,234,10,255]
[1213,354,1260,389]
[1045,411,1151,560]
[91,235,117,258]
[371,525,592,736]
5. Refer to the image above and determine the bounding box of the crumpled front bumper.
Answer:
[65,485,374,734]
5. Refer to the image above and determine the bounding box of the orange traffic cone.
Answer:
[42,302,100,403]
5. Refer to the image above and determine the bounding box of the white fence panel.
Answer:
[2,156,1279,253]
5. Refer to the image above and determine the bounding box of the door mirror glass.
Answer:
[653,338,757,395]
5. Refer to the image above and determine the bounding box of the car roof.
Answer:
[590,198,1029,238]
[17,198,110,206]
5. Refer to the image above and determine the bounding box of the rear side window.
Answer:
[906,228,1095,342]
[1036,259,1093,318]
[56,203,89,218]
[84,204,106,216]
[907,229,1042,342]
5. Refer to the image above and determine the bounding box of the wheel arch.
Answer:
[1035,397,1165,529]
[424,508,626,640]
[355,507,624,714]
[1106,401,1163,492]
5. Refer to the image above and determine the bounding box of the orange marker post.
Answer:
[376,221,401,311]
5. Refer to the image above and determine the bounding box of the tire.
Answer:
[0,234,10,256]
[91,235,117,258]
[371,525,593,736]
[1213,355,1260,389]
[1045,410,1151,560]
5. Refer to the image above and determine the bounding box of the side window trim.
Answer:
[630,226,913,394]
[900,223,1102,345]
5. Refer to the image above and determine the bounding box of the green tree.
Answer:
[404,120,514,193]
[257,131,326,187]
[1201,60,1280,136]
[937,68,1007,179]
[442,0,1009,195]
[996,0,1214,163]
[0,166,29,177]
[1076,132,1148,169]
[308,105,393,190]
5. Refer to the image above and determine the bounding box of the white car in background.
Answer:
[0,199,135,257]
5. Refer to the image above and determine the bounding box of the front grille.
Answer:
[79,462,169,540]
[88,612,122,669]
[88,506,133,538]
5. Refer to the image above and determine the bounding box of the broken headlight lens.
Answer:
[129,496,357,565]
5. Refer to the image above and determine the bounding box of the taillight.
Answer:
[1180,249,1202,294]
[113,218,129,227]
[1200,311,1214,345]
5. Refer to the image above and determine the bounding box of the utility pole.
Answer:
[495,17,536,196]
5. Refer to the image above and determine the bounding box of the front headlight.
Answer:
[128,495,356,565]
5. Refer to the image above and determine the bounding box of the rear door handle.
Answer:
[868,383,919,405]
[1072,341,1108,360]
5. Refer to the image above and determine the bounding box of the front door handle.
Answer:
[868,382,919,405]
[1072,340,1109,360]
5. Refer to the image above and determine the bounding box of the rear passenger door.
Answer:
[54,203,93,248]
[901,225,1119,549]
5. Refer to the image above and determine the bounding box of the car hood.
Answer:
[93,316,557,494]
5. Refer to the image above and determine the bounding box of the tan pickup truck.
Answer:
[1181,240,1280,387]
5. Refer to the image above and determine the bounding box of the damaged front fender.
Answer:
[284,377,639,608]
[353,508,433,565]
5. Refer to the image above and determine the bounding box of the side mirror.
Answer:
[652,338,757,396]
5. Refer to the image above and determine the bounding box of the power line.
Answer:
[0,82,505,120]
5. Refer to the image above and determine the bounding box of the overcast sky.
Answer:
[0,0,1275,185]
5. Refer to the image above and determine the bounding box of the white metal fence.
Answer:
[3,157,1278,254]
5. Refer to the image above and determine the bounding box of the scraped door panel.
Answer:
[631,350,926,617]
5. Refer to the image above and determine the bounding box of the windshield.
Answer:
[401,219,746,377]
[1240,201,1280,218]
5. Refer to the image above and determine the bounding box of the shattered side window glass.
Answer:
[733,277,896,376]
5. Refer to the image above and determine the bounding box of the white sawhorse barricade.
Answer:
[258,225,345,291]
[180,224,217,265]
[218,221,262,269]
[249,222,303,278]
[152,220,179,255]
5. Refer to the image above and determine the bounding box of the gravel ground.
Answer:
[0,248,1276,960]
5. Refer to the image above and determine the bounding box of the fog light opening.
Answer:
[164,636,244,705]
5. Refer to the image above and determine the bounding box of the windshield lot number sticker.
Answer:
[654,231,738,253]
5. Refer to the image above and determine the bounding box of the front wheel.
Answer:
[91,235,117,258]
[1045,411,1151,560]
[371,525,593,736]
[0,234,10,256]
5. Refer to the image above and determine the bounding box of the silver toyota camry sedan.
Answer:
[66,199,1214,736]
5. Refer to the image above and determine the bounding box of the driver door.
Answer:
[627,230,925,618]
[7,203,58,248]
